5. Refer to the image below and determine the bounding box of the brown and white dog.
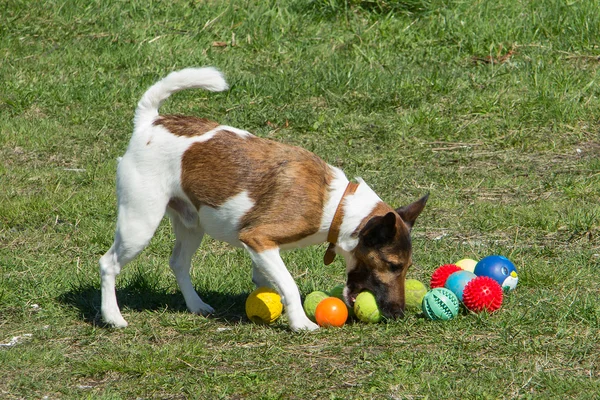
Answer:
[99,67,428,331]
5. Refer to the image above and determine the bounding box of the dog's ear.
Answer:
[360,212,397,247]
[396,194,429,231]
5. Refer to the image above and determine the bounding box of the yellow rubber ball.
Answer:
[245,287,283,324]
[455,258,478,273]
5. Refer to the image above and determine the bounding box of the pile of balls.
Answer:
[244,255,518,326]
[244,284,352,327]
[423,255,518,321]
[245,279,429,327]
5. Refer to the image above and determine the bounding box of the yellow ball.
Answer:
[245,287,283,324]
[405,279,428,311]
[456,258,478,273]
[354,291,382,323]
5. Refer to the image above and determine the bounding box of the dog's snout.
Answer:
[380,301,406,319]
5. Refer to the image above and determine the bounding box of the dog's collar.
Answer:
[324,181,360,265]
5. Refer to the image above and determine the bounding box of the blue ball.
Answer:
[474,255,518,290]
[444,270,477,302]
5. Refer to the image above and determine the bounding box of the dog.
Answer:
[99,67,428,331]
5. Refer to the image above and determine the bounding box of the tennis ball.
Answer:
[455,258,478,273]
[245,287,283,324]
[405,279,428,311]
[354,291,382,323]
[303,291,329,322]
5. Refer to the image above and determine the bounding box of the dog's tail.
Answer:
[135,67,228,127]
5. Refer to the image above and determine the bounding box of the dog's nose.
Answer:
[381,302,406,319]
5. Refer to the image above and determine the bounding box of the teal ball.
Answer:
[422,288,460,321]
[444,270,477,302]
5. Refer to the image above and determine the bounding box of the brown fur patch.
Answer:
[180,129,334,251]
[154,115,220,137]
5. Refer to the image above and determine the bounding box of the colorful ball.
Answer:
[422,288,460,321]
[444,270,477,302]
[303,291,329,322]
[315,297,348,327]
[430,264,462,288]
[245,287,283,324]
[462,276,503,313]
[353,291,382,323]
[474,255,518,290]
[455,258,478,273]
[405,279,428,311]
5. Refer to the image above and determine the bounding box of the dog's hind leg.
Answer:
[168,212,214,316]
[99,204,167,327]
[100,164,169,328]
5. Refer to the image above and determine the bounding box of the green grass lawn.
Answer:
[1,0,599,398]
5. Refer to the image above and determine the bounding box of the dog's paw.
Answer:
[103,315,128,328]
[189,301,215,316]
[290,317,319,332]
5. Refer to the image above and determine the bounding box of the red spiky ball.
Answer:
[462,276,503,313]
[430,264,462,289]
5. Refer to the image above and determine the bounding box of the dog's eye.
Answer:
[389,262,404,273]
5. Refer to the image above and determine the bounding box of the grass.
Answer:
[1,0,599,398]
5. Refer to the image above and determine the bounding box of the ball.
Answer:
[303,291,329,322]
[245,287,283,324]
[474,255,518,290]
[314,297,348,327]
[455,258,478,273]
[328,284,344,299]
[422,288,460,321]
[444,270,477,302]
[353,291,382,323]
[405,279,428,311]
[462,276,503,313]
[430,264,462,288]
[328,284,354,317]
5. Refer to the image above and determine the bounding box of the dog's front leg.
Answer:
[244,246,318,331]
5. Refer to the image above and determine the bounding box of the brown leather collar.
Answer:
[324,182,359,265]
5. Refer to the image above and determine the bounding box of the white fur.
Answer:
[337,178,382,254]
[198,191,254,246]
[135,67,228,129]
[99,67,382,331]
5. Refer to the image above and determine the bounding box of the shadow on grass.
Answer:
[58,274,251,328]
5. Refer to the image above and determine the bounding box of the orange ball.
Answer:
[314,297,348,328]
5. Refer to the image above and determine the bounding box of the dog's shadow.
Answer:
[58,275,250,327]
